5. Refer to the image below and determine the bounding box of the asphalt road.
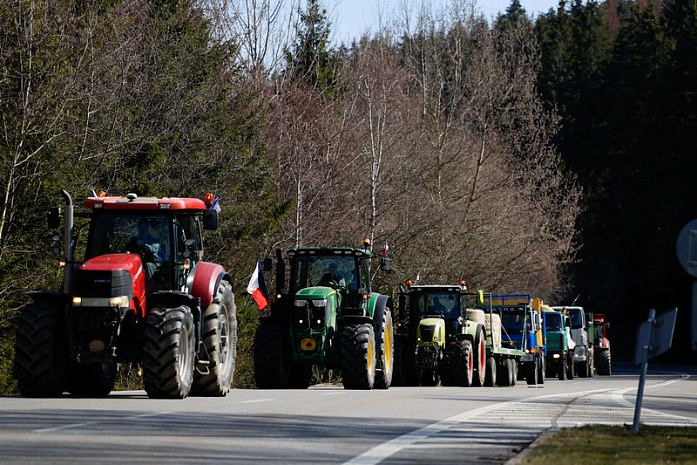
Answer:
[1,363,696,464]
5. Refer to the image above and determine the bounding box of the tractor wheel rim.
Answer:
[384,319,392,375]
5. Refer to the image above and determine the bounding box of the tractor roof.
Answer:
[288,247,373,258]
[407,284,471,294]
[84,194,206,211]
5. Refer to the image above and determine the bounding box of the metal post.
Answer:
[633,308,655,434]
[692,281,697,350]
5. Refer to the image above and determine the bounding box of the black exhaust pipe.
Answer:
[60,189,74,295]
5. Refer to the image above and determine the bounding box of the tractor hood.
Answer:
[76,253,146,316]
[81,253,144,278]
[294,286,337,300]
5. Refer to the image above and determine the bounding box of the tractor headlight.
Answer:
[109,296,130,308]
[71,296,129,308]
[294,300,307,307]
[312,299,327,307]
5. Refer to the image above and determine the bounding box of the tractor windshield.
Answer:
[568,308,584,329]
[291,254,359,293]
[545,312,563,331]
[86,213,171,261]
[500,307,527,334]
[413,292,460,319]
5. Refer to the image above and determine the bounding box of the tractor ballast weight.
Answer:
[253,243,393,390]
[14,190,236,399]
[395,283,486,387]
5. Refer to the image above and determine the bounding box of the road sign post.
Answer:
[632,307,678,433]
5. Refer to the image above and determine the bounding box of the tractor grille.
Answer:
[293,301,326,330]
[420,324,435,343]
[74,269,132,298]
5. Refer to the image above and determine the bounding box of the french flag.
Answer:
[247,261,270,310]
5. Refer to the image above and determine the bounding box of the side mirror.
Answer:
[380,257,391,272]
[605,322,610,330]
[203,209,218,230]
[263,257,273,272]
[47,207,61,229]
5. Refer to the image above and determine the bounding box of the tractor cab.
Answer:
[84,205,206,294]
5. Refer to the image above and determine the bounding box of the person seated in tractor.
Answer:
[432,296,448,314]
[128,218,162,284]
[318,262,344,288]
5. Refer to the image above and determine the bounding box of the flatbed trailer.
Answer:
[469,293,543,386]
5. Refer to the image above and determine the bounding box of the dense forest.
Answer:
[0,0,695,392]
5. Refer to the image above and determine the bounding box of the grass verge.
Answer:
[523,424,697,464]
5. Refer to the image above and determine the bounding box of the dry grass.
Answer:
[523,424,697,464]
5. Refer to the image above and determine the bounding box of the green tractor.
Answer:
[253,241,393,390]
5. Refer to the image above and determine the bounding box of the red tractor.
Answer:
[14,190,236,399]
[593,313,611,376]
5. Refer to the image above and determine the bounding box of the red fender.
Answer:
[191,261,226,308]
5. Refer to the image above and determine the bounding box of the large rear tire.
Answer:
[374,308,394,389]
[14,302,68,397]
[192,281,237,396]
[143,305,195,399]
[472,327,486,387]
[341,323,376,390]
[68,362,116,397]
[393,338,419,386]
[253,322,291,388]
[484,356,497,387]
[454,340,474,387]
[597,349,611,376]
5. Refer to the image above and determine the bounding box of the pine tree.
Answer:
[284,0,336,90]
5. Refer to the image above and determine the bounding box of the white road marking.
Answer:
[343,375,695,465]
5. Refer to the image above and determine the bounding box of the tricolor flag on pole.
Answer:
[247,261,270,310]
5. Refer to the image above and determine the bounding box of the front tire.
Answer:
[143,305,195,399]
[14,302,68,397]
[472,327,486,387]
[558,359,567,381]
[253,322,291,388]
[497,357,513,387]
[341,323,376,390]
[454,340,474,387]
[192,281,237,396]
